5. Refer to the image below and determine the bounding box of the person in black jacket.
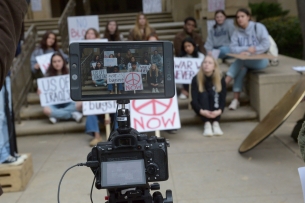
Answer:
[191,55,226,136]
[147,63,162,93]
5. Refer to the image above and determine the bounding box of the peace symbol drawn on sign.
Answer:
[125,73,141,86]
[132,99,173,116]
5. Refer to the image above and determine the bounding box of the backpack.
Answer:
[254,23,279,66]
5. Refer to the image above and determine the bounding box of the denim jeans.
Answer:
[218,46,231,59]
[48,102,76,120]
[227,59,268,92]
[108,83,123,92]
[94,79,106,86]
[0,76,12,162]
[85,114,118,136]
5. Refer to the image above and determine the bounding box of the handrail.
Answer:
[81,51,93,86]
[11,24,37,123]
[58,0,76,53]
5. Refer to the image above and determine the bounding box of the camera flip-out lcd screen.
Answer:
[101,159,146,188]
[69,42,175,101]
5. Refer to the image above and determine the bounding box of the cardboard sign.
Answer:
[130,95,181,132]
[91,69,107,80]
[36,52,53,75]
[124,72,143,91]
[104,58,117,67]
[107,73,125,84]
[139,65,151,74]
[68,15,99,43]
[37,75,71,107]
[174,57,203,84]
[208,0,225,12]
[104,51,114,58]
[82,101,117,115]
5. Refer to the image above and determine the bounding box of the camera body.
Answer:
[88,129,169,189]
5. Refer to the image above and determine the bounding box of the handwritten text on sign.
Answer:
[104,58,117,67]
[36,52,53,75]
[107,73,125,84]
[67,15,99,43]
[139,65,151,74]
[37,75,71,107]
[82,101,116,115]
[130,95,181,132]
[208,0,225,12]
[174,57,203,84]
[91,69,107,80]
[124,72,143,91]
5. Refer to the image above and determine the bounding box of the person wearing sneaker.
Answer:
[108,66,124,94]
[179,38,205,99]
[225,8,270,110]
[38,53,83,124]
[92,61,107,87]
[147,64,162,93]
[191,55,226,136]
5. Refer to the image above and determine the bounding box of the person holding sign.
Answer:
[191,55,226,136]
[129,62,140,72]
[92,62,107,87]
[84,28,100,40]
[101,20,124,41]
[127,56,139,70]
[38,53,83,124]
[225,8,270,110]
[147,64,162,93]
[204,10,235,60]
[31,31,68,79]
[179,38,205,99]
[128,12,156,41]
[108,66,124,94]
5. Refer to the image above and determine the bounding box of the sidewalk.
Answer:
[1,121,304,203]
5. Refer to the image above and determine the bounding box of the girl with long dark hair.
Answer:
[102,20,124,41]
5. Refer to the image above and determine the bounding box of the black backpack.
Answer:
[291,114,305,142]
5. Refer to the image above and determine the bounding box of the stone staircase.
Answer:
[17,12,258,136]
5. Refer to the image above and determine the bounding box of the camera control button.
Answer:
[145,151,153,158]
[72,63,77,69]
[107,148,112,151]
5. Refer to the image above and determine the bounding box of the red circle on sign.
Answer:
[132,99,173,116]
[125,73,141,86]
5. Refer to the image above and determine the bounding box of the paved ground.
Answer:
[1,120,304,203]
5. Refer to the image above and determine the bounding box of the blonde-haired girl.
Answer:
[147,63,162,93]
[128,12,156,41]
[191,55,226,136]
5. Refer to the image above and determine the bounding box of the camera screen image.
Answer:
[80,43,164,97]
[101,159,146,188]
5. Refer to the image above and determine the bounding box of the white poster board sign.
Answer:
[124,72,143,91]
[36,52,53,75]
[91,69,107,80]
[208,0,225,12]
[174,57,203,84]
[104,58,117,67]
[299,167,305,202]
[104,51,114,58]
[139,65,151,74]
[82,101,117,116]
[37,75,71,107]
[142,0,162,14]
[68,15,99,43]
[31,0,42,11]
[107,73,126,84]
[130,95,181,132]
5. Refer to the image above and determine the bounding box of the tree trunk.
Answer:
[297,0,305,59]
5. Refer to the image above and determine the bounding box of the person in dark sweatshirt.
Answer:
[204,10,235,59]
[191,55,226,136]
[225,8,270,110]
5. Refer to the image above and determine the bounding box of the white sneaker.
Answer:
[155,88,159,93]
[49,117,57,124]
[179,93,187,100]
[0,155,24,166]
[152,88,155,93]
[212,121,223,136]
[229,99,240,110]
[71,111,83,123]
[203,122,213,137]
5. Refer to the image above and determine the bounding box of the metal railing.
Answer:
[58,0,76,53]
[11,25,37,123]
[81,51,93,86]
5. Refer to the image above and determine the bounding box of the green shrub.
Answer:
[249,2,289,22]
[261,16,303,59]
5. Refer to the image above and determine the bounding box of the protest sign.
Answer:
[124,72,143,91]
[104,58,117,67]
[107,73,126,84]
[174,57,203,84]
[91,69,107,80]
[36,52,53,75]
[208,0,225,12]
[104,51,114,58]
[130,95,181,132]
[37,75,71,107]
[142,0,162,14]
[138,65,151,74]
[68,15,99,43]
[82,101,117,115]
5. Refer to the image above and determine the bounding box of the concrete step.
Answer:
[16,105,257,136]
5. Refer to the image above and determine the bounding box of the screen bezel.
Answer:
[69,41,175,101]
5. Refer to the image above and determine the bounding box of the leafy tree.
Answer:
[249,2,289,22]
[296,0,305,59]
